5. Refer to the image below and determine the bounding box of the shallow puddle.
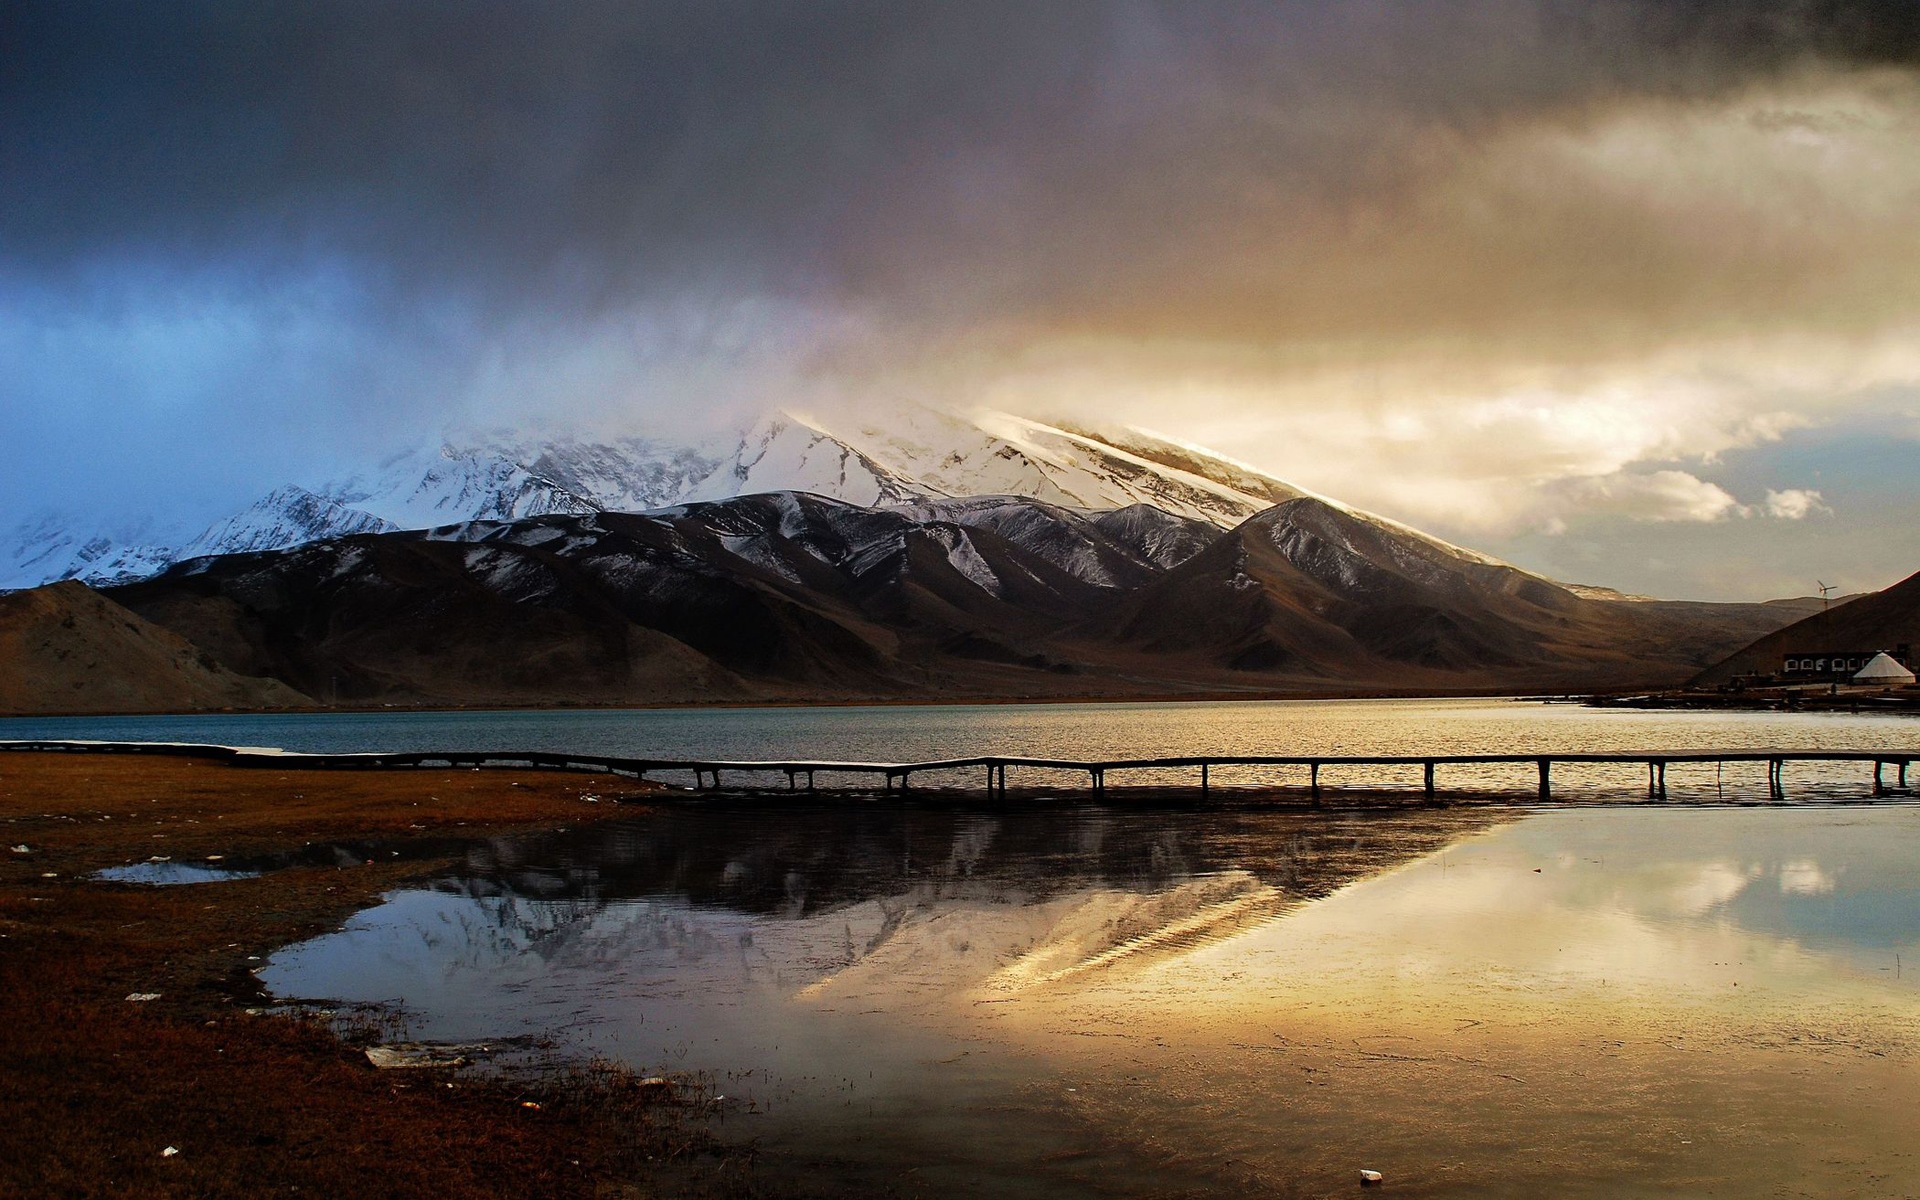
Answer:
[264,803,1920,1196]
[94,860,262,885]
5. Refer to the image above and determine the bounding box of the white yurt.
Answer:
[1851,652,1916,685]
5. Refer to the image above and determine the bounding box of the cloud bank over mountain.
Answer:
[4,1,1918,598]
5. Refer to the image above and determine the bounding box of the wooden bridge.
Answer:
[3,739,1917,802]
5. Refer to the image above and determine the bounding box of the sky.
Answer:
[3,0,1919,600]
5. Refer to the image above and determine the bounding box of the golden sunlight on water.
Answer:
[267,804,1920,1197]
[951,809,1920,1196]
[15,698,1920,800]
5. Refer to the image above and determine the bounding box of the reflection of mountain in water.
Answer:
[433,805,1506,993]
[461,805,1501,910]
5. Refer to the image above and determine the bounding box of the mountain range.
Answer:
[0,406,1836,712]
[1,407,1459,593]
[85,489,1812,709]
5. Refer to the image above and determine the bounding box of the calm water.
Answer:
[263,802,1920,1197]
[93,861,261,885]
[4,698,1917,799]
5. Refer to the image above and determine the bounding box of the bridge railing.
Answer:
[5,739,1916,802]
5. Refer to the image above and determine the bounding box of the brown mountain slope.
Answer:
[1095,499,1823,692]
[0,580,313,715]
[1690,569,1920,687]
[95,495,1821,707]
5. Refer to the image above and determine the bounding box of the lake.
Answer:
[23,698,1918,1193]
[259,800,1920,1197]
[4,697,1918,800]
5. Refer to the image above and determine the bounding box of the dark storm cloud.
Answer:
[3,2,1107,307]
[4,0,1916,317]
[5,0,1920,580]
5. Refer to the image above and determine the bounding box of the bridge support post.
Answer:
[1656,761,1667,801]
[1201,762,1209,796]
[1537,758,1552,802]
[1902,760,1910,790]
[1309,762,1321,803]
[786,769,796,791]
[1769,758,1784,800]
[1875,760,1885,796]
[1424,761,1435,801]
[1091,768,1104,798]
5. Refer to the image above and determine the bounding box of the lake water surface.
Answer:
[261,799,1920,1197]
[5,697,1918,800]
[18,699,1920,1192]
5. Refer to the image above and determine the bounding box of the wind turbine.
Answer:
[1817,580,1837,612]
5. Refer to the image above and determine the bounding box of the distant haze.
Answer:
[4,1,1919,600]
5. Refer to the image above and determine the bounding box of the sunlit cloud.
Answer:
[1763,489,1830,520]
[936,71,1920,543]
[5,2,1919,595]
[1552,472,1746,526]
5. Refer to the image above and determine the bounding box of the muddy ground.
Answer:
[0,752,784,1200]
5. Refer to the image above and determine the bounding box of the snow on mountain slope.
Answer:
[898,496,1215,584]
[179,486,397,559]
[0,514,182,592]
[331,444,599,529]
[708,407,1510,573]
[678,413,919,508]
[1,404,1512,591]
[1058,424,1306,507]
[689,407,1298,526]
[480,431,722,514]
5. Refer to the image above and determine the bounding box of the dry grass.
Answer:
[0,752,753,1199]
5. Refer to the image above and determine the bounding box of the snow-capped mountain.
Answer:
[102,491,1815,706]
[496,433,724,515]
[0,405,1490,591]
[678,407,1308,524]
[0,514,181,592]
[329,444,601,528]
[178,486,398,559]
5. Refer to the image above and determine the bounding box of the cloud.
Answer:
[9,1,1919,328]
[4,0,1919,583]
[1555,471,1747,524]
[1763,488,1830,519]
[1535,476,1823,529]
[826,66,1920,540]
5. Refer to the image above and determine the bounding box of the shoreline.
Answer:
[0,752,755,1199]
[8,749,1919,1196]
[1588,686,1920,714]
[0,688,1607,723]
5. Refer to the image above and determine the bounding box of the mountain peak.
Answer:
[1,405,1496,594]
